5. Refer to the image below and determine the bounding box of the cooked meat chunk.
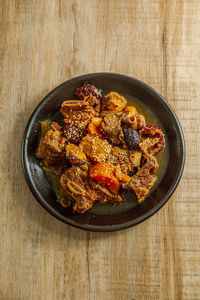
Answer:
[84,93,100,116]
[139,125,165,155]
[61,95,100,136]
[62,108,95,134]
[90,182,123,205]
[60,166,98,213]
[79,134,112,163]
[128,174,154,203]
[122,111,145,129]
[139,137,164,155]
[36,122,66,164]
[60,165,123,212]
[122,154,158,202]
[100,111,124,145]
[107,147,142,173]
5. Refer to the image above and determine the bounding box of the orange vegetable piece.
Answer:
[90,163,131,194]
[90,163,120,194]
[114,167,131,183]
[91,117,102,128]
[102,92,127,112]
[88,123,99,135]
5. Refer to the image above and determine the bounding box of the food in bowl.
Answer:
[36,83,165,213]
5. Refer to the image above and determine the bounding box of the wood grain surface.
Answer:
[0,1,199,299]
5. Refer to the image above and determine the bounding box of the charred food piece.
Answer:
[75,83,102,100]
[100,111,124,145]
[122,125,140,150]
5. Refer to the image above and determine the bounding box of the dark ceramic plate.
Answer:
[21,73,185,231]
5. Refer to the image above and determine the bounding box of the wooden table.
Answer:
[0,1,199,299]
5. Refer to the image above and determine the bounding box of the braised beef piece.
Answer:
[60,166,96,213]
[107,146,141,173]
[62,108,95,136]
[100,110,142,148]
[139,125,165,155]
[61,95,100,138]
[100,111,124,145]
[36,122,66,165]
[90,181,123,205]
[60,165,123,213]
[84,93,100,116]
[122,154,158,202]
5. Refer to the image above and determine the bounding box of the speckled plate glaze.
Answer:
[21,73,185,231]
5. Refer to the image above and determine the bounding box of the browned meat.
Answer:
[139,137,164,155]
[107,146,142,173]
[90,182,123,205]
[36,122,66,164]
[122,111,145,129]
[62,108,95,134]
[60,165,122,213]
[100,111,125,145]
[61,95,100,136]
[100,110,144,146]
[84,93,100,116]
[139,125,165,155]
[122,154,158,202]
[79,134,112,163]
[60,166,98,213]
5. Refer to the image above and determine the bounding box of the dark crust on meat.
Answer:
[100,111,125,145]
[122,154,158,202]
[36,123,66,164]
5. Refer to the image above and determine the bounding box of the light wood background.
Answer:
[0,1,200,299]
